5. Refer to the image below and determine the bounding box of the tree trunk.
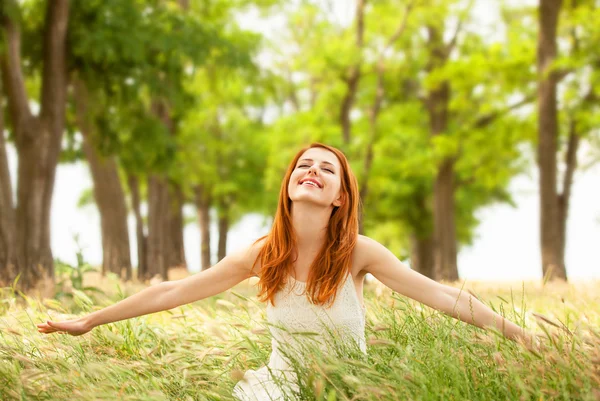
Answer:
[359,58,385,234]
[194,184,212,270]
[407,187,436,279]
[0,93,18,286]
[425,25,459,282]
[128,175,148,280]
[166,183,187,270]
[358,74,380,235]
[217,201,229,262]
[148,99,185,276]
[147,175,169,280]
[410,233,435,279]
[73,78,132,280]
[537,0,567,280]
[433,158,458,281]
[0,0,69,296]
[556,119,579,273]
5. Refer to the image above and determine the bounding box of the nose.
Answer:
[308,165,319,176]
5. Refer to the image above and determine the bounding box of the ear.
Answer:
[333,194,344,207]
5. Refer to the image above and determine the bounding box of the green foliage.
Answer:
[17,0,46,79]
[54,235,104,310]
[256,0,541,252]
[179,62,270,223]
[63,0,264,180]
[76,188,95,209]
[8,0,598,280]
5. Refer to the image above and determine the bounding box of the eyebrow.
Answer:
[298,158,336,168]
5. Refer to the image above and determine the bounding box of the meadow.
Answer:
[1,271,599,401]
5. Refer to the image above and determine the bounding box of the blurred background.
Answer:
[0,0,599,297]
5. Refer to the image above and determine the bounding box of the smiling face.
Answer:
[287,147,344,209]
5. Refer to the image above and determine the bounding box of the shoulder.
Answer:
[355,234,384,257]
[352,234,386,277]
[229,236,267,279]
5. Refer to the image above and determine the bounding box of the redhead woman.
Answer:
[37,143,537,400]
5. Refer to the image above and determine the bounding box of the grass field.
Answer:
[1,271,599,400]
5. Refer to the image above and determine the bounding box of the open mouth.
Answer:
[299,178,322,188]
[301,181,319,188]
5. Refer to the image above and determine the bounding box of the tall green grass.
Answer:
[1,276,599,400]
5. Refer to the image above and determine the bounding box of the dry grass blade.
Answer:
[367,338,396,346]
[532,312,562,328]
[372,324,390,331]
[467,289,481,301]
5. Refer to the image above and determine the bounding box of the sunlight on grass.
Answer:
[1,276,599,400]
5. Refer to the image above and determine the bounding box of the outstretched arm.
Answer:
[358,235,534,343]
[37,242,261,336]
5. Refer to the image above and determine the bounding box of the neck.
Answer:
[290,202,331,252]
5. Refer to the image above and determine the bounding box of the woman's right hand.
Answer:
[33,242,260,338]
[37,317,93,336]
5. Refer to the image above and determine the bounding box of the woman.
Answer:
[37,143,537,400]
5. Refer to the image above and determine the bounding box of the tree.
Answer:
[65,0,261,280]
[534,0,600,281]
[395,0,536,280]
[0,80,18,286]
[72,77,132,280]
[66,0,157,281]
[263,0,534,282]
[536,0,565,280]
[0,0,69,295]
[194,183,213,270]
[179,63,269,265]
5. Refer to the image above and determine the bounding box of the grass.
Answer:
[1,272,599,400]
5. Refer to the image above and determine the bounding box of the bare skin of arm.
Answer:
[37,241,262,336]
[356,235,539,345]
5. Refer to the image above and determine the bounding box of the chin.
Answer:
[291,198,330,208]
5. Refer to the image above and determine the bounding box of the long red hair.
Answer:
[253,143,361,307]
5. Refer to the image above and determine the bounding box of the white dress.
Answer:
[233,271,367,401]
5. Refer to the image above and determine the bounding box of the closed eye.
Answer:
[298,164,334,173]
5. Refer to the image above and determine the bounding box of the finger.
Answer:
[39,325,59,334]
[47,321,67,331]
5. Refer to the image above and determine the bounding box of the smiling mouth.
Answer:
[301,181,320,188]
[299,178,322,188]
